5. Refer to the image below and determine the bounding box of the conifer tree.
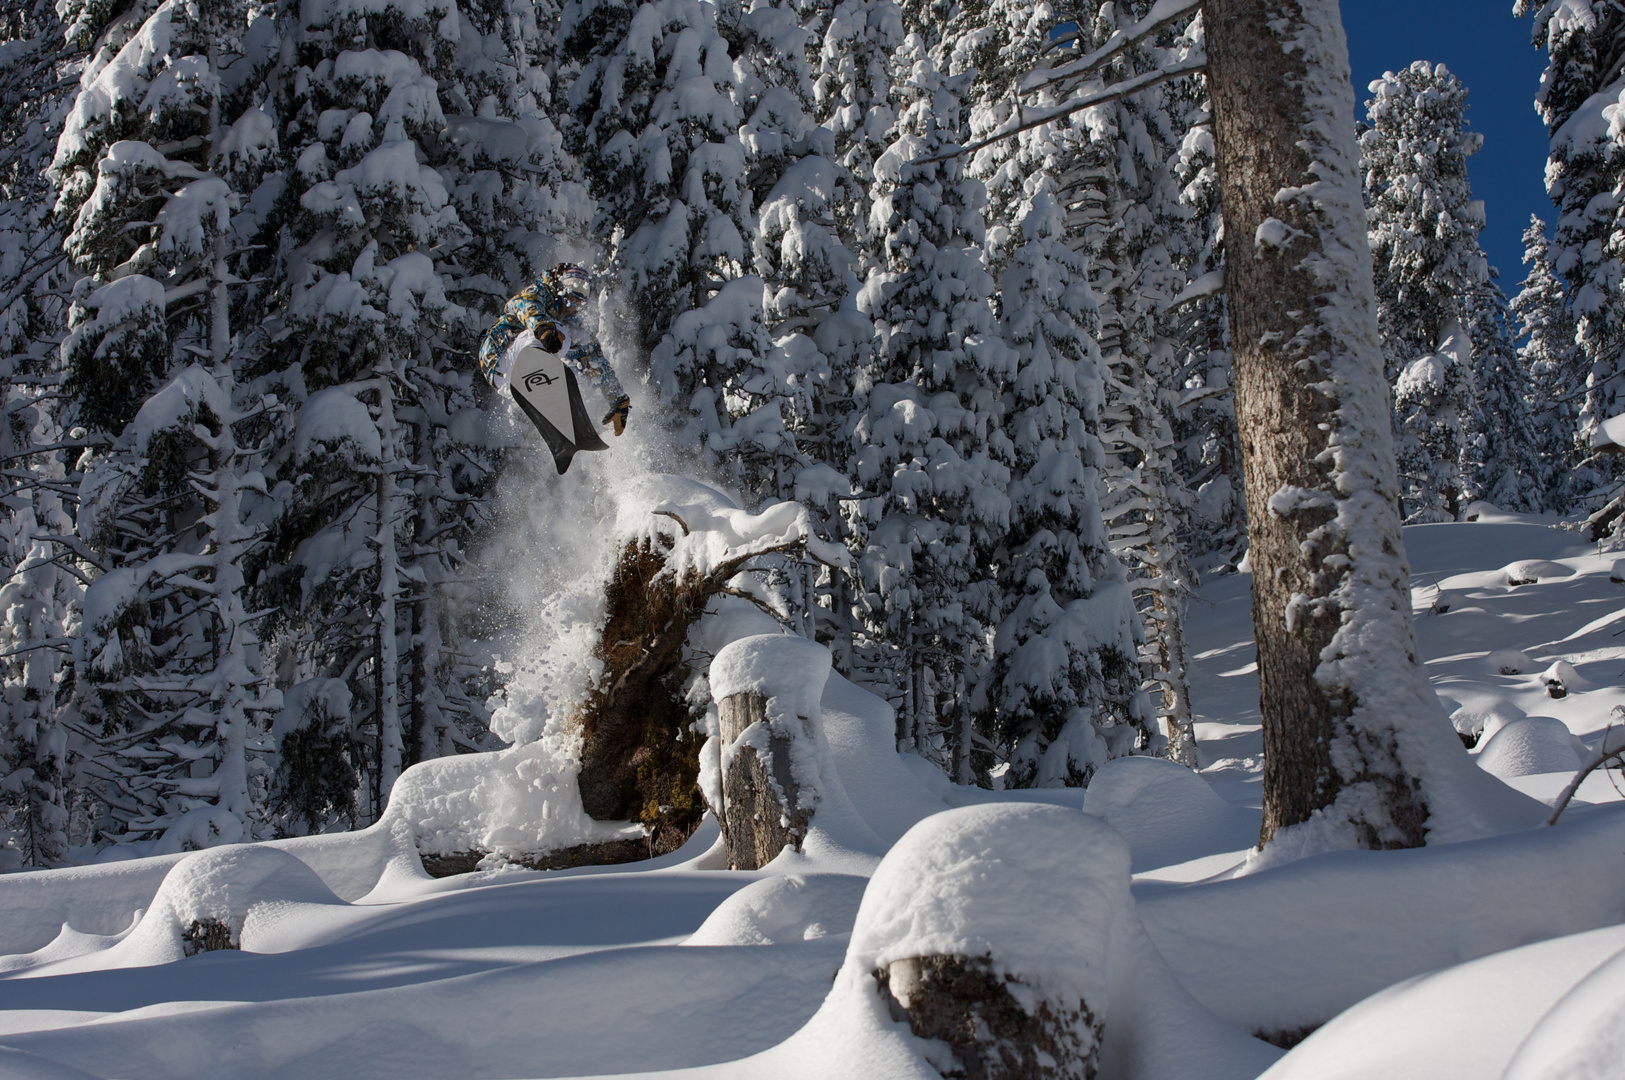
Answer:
[846,41,1010,776]
[1518,0,1625,501]
[1464,281,1544,513]
[48,0,286,850]
[1035,1,1192,763]
[0,0,90,864]
[560,0,748,360]
[1360,60,1488,520]
[988,191,1144,786]
[733,0,870,641]
[1166,68,1243,576]
[260,0,507,822]
[1513,214,1589,509]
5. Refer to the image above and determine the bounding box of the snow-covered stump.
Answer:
[709,636,832,871]
[717,691,807,869]
[852,805,1132,1080]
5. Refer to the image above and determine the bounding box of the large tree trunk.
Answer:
[1203,0,1433,848]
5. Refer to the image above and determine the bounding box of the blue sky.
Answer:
[1341,1,1551,295]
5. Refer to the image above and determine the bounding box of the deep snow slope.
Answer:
[0,512,1622,1080]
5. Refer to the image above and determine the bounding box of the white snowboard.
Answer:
[508,345,608,474]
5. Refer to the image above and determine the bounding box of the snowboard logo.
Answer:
[523,370,558,391]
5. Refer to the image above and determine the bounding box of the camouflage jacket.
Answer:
[478,273,626,405]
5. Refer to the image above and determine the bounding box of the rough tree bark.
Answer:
[877,955,1102,1080]
[1203,0,1437,848]
[717,690,807,870]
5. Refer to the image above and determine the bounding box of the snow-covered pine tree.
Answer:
[560,0,749,364]
[259,0,508,825]
[1463,281,1543,513]
[1512,214,1589,509]
[0,0,91,865]
[941,0,1051,277]
[987,190,1146,785]
[77,365,286,851]
[937,0,1181,774]
[1165,57,1244,577]
[1020,1,1191,765]
[1518,0,1625,522]
[812,0,901,251]
[47,0,288,850]
[727,0,872,641]
[1360,60,1488,521]
[846,40,1011,777]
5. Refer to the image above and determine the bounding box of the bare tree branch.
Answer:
[1022,0,1203,96]
[1548,720,1625,825]
[913,55,1206,166]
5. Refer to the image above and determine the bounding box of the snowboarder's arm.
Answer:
[567,339,628,407]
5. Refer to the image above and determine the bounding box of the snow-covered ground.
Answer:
[1,509,1623,1079]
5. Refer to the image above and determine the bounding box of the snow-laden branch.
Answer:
[1023,0,1203,95]
[912,55,1206,167]
[1548,720,1625,825]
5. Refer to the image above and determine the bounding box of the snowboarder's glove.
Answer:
[537,325,566,353]
[603,397,630,437]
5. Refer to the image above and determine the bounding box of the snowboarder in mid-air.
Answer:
[480,263,631,473]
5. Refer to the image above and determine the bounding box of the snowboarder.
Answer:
[480,264,631,472]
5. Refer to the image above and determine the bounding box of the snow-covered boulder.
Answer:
[1476,717,1585,780]
[385,740,643,866]
[1485,648,1537,675]
[1083,756,1260,872]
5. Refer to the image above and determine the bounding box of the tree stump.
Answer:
[718,689,808,870]
[183,917,239,955]
[876,954,1102,1080]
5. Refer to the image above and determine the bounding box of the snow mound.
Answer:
[1477,717,1585,780]
[1540,658,1589,692]
[1504,559,1573,586]
[1260,924,1625,1080]
[724,803,1278,1080]
[61,846,349,970]
[1485,648,1537,675]
[385,740,642,858]
[0,1047,103,1080]
[848,803,1129,1002]
[152,846,338,937]
[0,923,135,975]
[1083,756,1259,872]
[1612,558,1625,584]
[1504,939,1625,1079]
[685,874,868,947]
[1140,806,1625,1036]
